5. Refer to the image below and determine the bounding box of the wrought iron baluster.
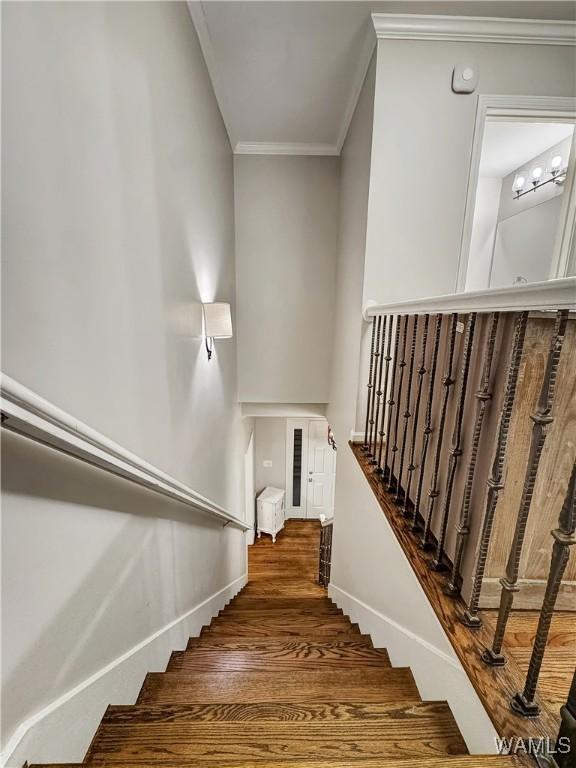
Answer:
[483,310,569,666]
[389,315,409,491]
[396,316,419,503]
[446,313,499,596]
[363,317,377,450]
[511,459,576,716]
[421,314,458,550]
[432,313,477,571]
[403,314,430,517]
[412,314,443,531]
[383,317,402,484]
[462,312,528,628]
[377,316,393,474]
[367,316,383,457]
[318,521,334,587]
[371,316,387,464]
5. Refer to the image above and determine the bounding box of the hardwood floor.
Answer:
[31,519,524,767]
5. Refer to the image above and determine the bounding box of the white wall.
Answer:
[234,155,340,403]
[326,57,376,444]
[491,196,563,287]
[1,2,247,762]
[254,417,287,493]
[465,177,502,291]
[329,448,498,754]
[364,39,576,307]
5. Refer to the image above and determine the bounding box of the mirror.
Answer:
[464,116,575,292]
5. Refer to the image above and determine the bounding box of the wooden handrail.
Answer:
[0,373,250,530]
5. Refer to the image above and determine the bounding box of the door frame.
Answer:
[285,418,310,518]
[285,417,335,519]
[455,94,576,293]
[244,428,255,544]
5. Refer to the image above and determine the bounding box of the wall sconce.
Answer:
[202,302,233,360]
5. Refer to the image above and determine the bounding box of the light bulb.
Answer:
[531,166,543,182]
[551,155,563,170]
[512,175,526,192]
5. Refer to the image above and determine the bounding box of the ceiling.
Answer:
[479,122,575,178]
[188,1,576,156]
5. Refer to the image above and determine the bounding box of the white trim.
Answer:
[363,277,576,318]
[186,1,236,147]
[371,14,576,45]
[234,142,339,157]
[1,574,247,766]
[335,24,376,153]
[456,95,576,293]
[0,374,250,530]
[285,418,310,518]
[241,402,327,419]
[329,584,461,670]
[349,430,365,443]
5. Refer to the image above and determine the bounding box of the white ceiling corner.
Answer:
[188,2,376,157]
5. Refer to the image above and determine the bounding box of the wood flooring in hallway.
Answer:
[30,520,525,767]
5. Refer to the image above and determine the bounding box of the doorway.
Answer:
[458,95,576,292]
[285,418,336,520]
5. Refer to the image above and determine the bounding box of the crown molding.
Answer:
[234,142,339,156]
[187,1,236,147]
[335,22,376,154]
[371,13,576,45]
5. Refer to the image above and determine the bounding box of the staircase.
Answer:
[30,520,524,767]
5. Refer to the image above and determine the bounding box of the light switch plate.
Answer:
[263,460,272,468]
[452,63,478,94]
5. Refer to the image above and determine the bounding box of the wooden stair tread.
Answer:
[26,521,489,768]
[101,700,447,723]
[86,707,467,761]
[31,761,526,768]
[187,635,374,650]
[170,642,391,671]
[137,668,420,705]
[203,616,360,636]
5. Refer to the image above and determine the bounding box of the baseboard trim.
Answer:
[329,583,460,670]
[2,573,247,767]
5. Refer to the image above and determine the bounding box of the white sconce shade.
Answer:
[550,155,563,171]
[203,302,233,339]
[512,175,526,193]
[531,166,543,182]
[202,302,233,360]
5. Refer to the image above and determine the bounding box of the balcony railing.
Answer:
[358,279,575,765]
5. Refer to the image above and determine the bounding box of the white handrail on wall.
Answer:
[363,277,576,319]
[0,373,250,530]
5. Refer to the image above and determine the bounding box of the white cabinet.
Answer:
[257,487,285,543]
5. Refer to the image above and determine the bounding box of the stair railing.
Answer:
[359,278,575,751]
[318,516,333,587]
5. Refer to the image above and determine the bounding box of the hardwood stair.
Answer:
[29,520,524,767]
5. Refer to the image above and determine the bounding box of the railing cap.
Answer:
[363,278,576,319]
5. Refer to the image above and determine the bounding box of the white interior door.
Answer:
[306,420,335,520]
